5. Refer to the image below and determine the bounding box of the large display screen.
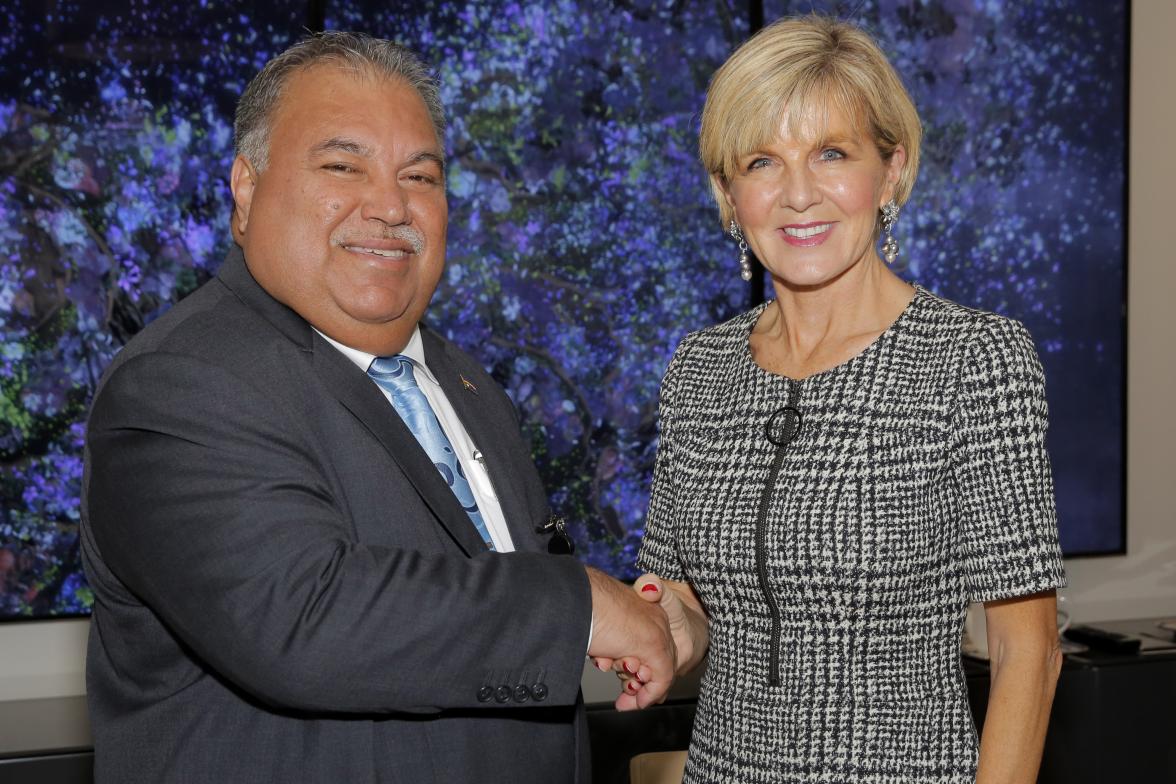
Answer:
[0,0,1127,618]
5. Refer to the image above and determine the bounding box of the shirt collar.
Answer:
[314,326,439,384]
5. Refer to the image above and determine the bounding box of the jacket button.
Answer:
[513,685,530,703]
[494,685,512,703]
[530,683,548,702]
[477,686,493,703]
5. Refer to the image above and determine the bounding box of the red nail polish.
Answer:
[623,661,635,675]
[640,584,659,594]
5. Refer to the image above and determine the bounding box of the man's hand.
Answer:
[593,573,710,708]
[584,566,677,711]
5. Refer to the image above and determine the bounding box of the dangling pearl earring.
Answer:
[880,200,900,265]
[728,220,753,281]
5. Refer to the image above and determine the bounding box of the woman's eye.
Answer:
[818,148,845,161]
[747,157,771,171]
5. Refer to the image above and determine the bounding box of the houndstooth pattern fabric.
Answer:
[638,286,1066,784]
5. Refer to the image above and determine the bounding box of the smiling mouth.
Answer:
[782,224,833,239]
[343,245,412,259]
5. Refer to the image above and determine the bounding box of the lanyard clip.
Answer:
[535,514,574,556]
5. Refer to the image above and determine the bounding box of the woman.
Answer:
[611,15,1065,784]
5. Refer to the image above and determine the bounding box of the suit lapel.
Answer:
[421,329,545,554]
[310,336,487,557]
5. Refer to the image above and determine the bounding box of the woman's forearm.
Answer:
[664,578,710,674]
[975,635,1062,783]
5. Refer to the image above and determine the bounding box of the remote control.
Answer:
[1063,625,1142,654]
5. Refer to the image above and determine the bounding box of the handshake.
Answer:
[585,568,709,711]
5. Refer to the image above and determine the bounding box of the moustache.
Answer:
[333,226,425,255]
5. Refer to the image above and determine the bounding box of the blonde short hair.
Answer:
[700,16,922,228]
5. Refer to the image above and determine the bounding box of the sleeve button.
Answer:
[494,685,512,703]
[476,686,493,703]
[530,683,548,702]
[513,684,530,703]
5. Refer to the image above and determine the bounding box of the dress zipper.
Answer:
[754,379,802,687]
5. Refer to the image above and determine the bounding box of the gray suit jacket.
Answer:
[80,247,593,783]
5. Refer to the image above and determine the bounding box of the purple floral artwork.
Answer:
[0,0,1127,618]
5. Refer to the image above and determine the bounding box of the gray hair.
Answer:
[233,31,446,171]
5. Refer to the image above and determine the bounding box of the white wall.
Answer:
[0,618,87,701]
[0,0,1173,706]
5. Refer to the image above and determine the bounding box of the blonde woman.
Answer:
[609,15,1065,784]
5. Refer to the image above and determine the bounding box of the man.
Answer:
[80,32,675,783]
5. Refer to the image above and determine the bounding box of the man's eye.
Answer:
[325,163,358,174]
[405,171,443,186]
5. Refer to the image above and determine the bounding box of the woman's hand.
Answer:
[593,573,710,710]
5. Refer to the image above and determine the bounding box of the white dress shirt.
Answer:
[315,326,515,552]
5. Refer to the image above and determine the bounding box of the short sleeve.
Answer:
[952,317,1066,603]
[636,343,690,582]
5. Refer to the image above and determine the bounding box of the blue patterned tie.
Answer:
[367,355,495,550]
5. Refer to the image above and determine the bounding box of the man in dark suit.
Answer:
[80,32,676,783]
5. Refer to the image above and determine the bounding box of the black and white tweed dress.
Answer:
[637,286,1066,784]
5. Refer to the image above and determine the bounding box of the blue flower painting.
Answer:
[0,0,1127,618]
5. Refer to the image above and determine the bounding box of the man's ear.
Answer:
[229,155,259,236]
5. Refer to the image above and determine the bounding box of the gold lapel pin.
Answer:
[460,375,478,395]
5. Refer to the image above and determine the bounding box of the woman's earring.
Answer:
[728,220,753,281]
[880,200,900,265]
